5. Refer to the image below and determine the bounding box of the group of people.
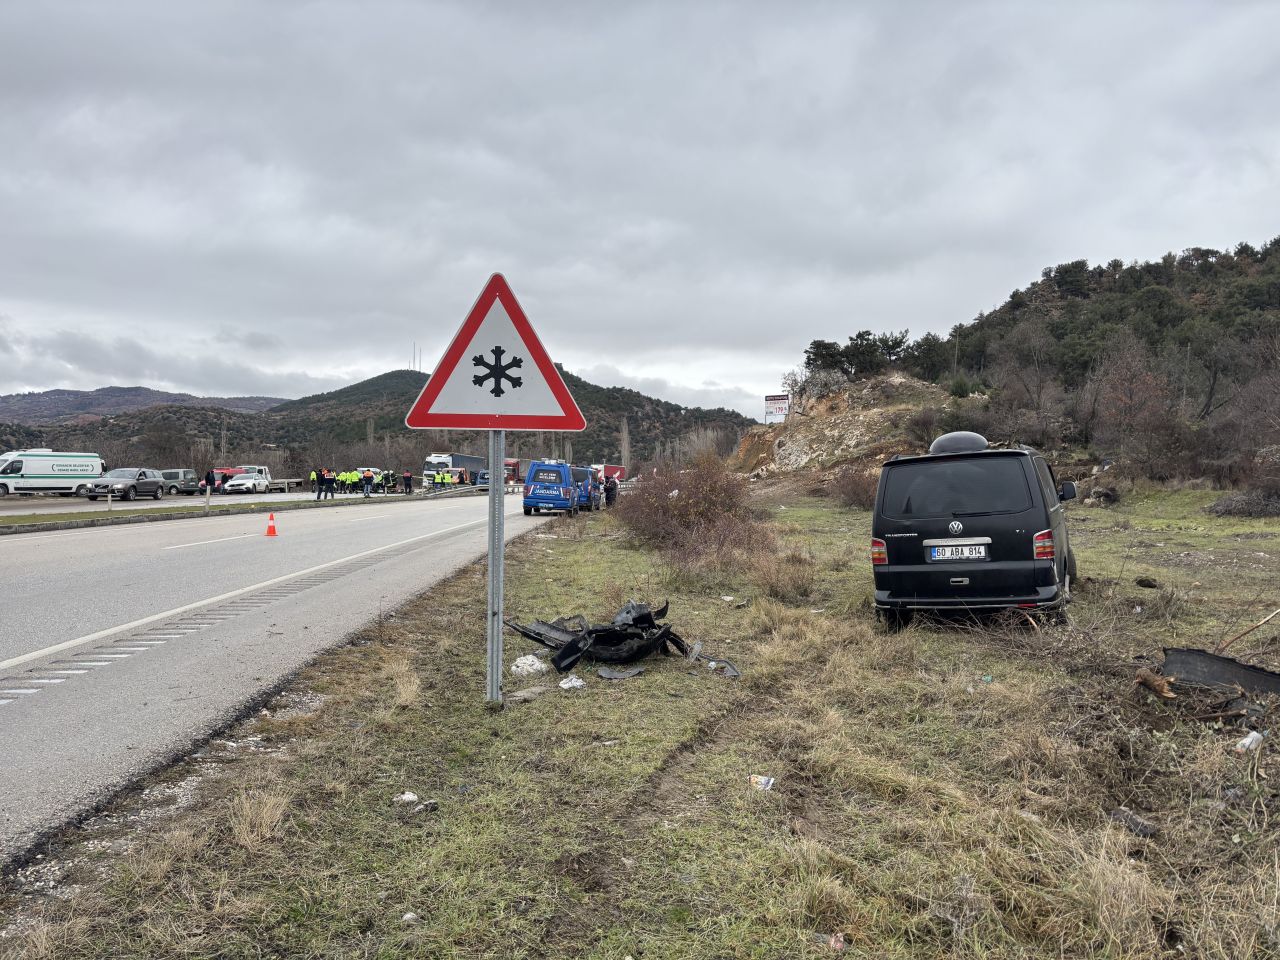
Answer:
[428,467,472,490]
[310,467,417,500]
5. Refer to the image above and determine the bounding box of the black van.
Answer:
[871,432,1077,628]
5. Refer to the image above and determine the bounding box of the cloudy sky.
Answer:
[1,2,1277,417]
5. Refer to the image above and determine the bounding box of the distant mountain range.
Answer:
[3,370,753,466]
[0,386,286,424]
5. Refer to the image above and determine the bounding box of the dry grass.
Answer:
[226,785,291,850]
[5,488,1280,958]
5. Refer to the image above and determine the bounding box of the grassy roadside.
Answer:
[3,486,1279,958]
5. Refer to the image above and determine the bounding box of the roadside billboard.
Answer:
[764,394,790,424]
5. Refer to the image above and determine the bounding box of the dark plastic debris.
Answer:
[1162,647,1280,696]
[1109,807,1158,837]
[506,601,690,672]
[598,666,645,680]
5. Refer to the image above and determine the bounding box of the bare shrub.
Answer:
[905,406,942,444]
[832,466,878,509]
[615,454,767,569]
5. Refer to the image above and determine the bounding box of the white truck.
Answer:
[0,449,104,497]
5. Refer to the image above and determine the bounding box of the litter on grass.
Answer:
[511,654,549,677]
[559,675,586,690]
[393,791,419,805]
[1162,647,1280,696]
[749,775,776,791]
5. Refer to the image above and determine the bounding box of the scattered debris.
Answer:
[748,774,776,791]
[720,596,735,603]
[506,685,551,704]
[402,912,420,924]
[558,675,587,690]
[598,666,645,680]
[1134,667,1177,700]
[1135,576,1161,589]
[1109,807,1158,837]
[506,600,689,672]
[1163,648,1280,696]
[393,791,419,805]
[510,654,549,677]
[1235,731,1266,754]
[411,800,439,814]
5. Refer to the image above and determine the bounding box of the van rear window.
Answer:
[881,456,1032,519]
[531,468,563,483]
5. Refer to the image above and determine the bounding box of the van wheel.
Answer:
[74,484,87,497]
[169,485,179,495]
[879,609,913,632]
[523,507,532,516]
[154,486,164,500]
[0,484,7,497]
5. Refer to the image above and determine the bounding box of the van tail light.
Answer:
[871,538,888,565]
[1033,529,1055,560]
[523,484,532,496]
[563,486,574,500]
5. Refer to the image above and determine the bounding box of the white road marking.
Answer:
[109,647,151,653]
[28,678,65,685]
[0,517,487,673]
[41,669,89,675]
[0,689,38,695]
[164,534,253,550]
[64,661,113,666]
[347,514,391,522]
[0,700,12,706]
[81,654,132,660]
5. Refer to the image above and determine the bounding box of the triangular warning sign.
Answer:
[405,274,586,431]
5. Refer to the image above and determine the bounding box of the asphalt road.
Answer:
[0,488,345,516]
[0,493,544,865]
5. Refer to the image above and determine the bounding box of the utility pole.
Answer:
[219,420,227,459]
[564,437,573,464]
[620,416,631,473]
[367,416,374,445]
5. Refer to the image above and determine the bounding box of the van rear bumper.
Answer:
[874,585,1065,611]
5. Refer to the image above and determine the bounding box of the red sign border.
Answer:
[405,274,587,431]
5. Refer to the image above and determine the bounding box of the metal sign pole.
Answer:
[486,429,506,704]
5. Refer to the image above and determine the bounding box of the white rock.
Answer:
[403,912,420,924]
[511,654,549,677]
[394,791,419,805]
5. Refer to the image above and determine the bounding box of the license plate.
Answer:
[930,545,988,561]
[535,486,559,497]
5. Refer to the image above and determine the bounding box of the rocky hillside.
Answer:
[732,373,947,476]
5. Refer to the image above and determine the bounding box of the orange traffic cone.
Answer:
[265,513,278,537]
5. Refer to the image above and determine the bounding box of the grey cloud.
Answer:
[0,2,1277,405]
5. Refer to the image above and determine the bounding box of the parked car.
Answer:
[160,468,201,496]
[522,460,578,516]
[476,470,490,486]
[88,468,166,501]
[223,472,270,494]
[871,431,1077,629]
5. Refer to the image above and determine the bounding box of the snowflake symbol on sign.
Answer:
[472,346,524,397]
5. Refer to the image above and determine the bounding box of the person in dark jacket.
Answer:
[604,475,619,508]
[402,469,412,494]
[314,466,325,501]
[205,469,216,495]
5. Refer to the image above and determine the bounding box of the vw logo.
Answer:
[948,521,964,535]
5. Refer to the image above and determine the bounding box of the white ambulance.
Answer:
[0,449,104,497]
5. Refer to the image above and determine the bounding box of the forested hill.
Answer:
[26,368,754,470]
[795,236,1280,484]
